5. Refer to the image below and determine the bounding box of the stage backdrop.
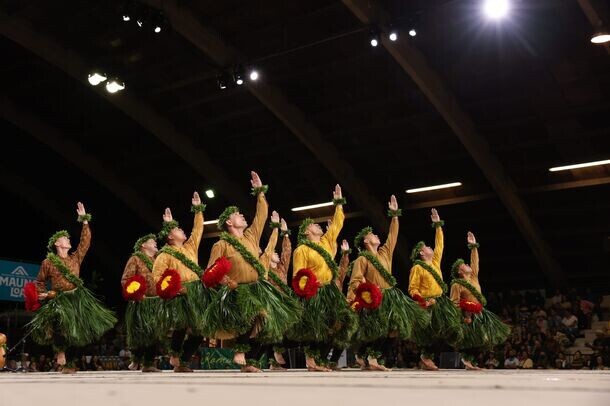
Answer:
[0,259,39,302]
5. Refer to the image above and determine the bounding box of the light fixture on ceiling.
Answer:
[369,29,380,47]
[549,159,610,172]
[389,30,398,42]
[591,30,610,44]
[406,182,462,194]
[105,79,125,93]
[122,15,131,22]
[291,202,334,212]
[234,67,244,86]
[87,72,107,86]
[483,0,510,20]
[408,28,417,37]
[217,72,230,90]
[249,70,259,81]
[205,189,215,198]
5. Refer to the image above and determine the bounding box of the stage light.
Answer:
[234,68,244,86]
[217,72,230,90]
[591,31,610,44]
[483,0,510,20]
[389,31,398,41]
[105,79,125,94]
[154,25,161,33]
[409,28,417,37]
[549,159,610,172]
[291,202,334,212]
[87,72,107,86]
[136,19,143,28]
[370,28,380,47]
[406,182,462,194]
[249,70,259,81]
[205,189,215,198]
[151,11,165,34]
[122,15,130,22]
[370,37,379,47]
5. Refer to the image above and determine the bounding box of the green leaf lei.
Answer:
[47,253,84,289]
[219,232,266,281]
[413,260,447,293]
[159,245,203,277]
[299,240,339,280]
[359,251,396,287]
[133,251,154,271]
[451,278,487,307]
[267,269,294,296]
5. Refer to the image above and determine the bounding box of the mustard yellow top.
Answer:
[408,226,444,299]
[292,204,344,285]
[152,211,204,283]
[450,246,481,304]
[347,216,398,301]
[207,193,268,284]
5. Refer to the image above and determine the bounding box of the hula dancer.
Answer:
[291,185,358,372]
[408,208,462,371]
[348,195,428,371]
[152,192,208,373]
[450,232,510,370]
[121,234,164,372]
[26,202,116,374]
[205,172,300,372]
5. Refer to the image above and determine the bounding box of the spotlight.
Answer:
[249,70,259,81]
[591,30,610,44]
[87,72,107,86]
[483,0,510,20]
[205,189,215,199]
[409,28,417,37]
[217,72,230,90]
[369,28,381,47]
[105,79,125,94]
[151,12,165,34]
[389,31,398,41]
[122,15,130,22]
[234,67,244,86]
[136,19,143,28]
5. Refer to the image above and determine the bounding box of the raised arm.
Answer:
[72,202,91,264]
[184,192,205,254]
[336,240,350,290]
[321,184,345,253]
[245,171,269,244]
[468,231,479,279]
[431,209,444,267]
[380,195,400,258]
[277,218,292,278]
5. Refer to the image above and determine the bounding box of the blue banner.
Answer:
[0,259,40,302]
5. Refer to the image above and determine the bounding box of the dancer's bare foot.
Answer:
[233,352,246,366]
[273,351,286,365]
[270,364,287,371]
[420,357,439,371]
[173,365,193,373]
[462,359,482,370]
[306,356,330,372]
[128,361,139,371]
[240,365,262,373]
[368,357,391,371]
[56,352,66,366]
[169,356,180,368]
[355,356,366,369]
[60,367,76,374]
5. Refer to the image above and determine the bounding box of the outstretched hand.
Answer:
[271,210,280,224]
[341,239,350,252]
[431,208,440,223]
[76,202,88,224]
[467,231,476,245]
[388,194,398,211]
[280,218,288,232]
[333,184,342,201]
[163,208,173,223]
[192,191,201,206]
[250,171,262,189]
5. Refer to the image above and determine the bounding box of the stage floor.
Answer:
[1,369,609,406]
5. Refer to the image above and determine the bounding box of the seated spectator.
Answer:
[535,351,549,369]
[504,350,519,369]
[583,354,593,370]
[485,352,500,369]
[554,353,569,369]
[561,310,579,340]
[518,351,534,369]
[38,355,51,372]
[549,290,563,307]
[593,356,608,370]
[27,360,38,372]
[586,330,606,354]
[92,355,104,371]
[571,351,585,370]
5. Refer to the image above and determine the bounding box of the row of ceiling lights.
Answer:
[87,73,125,93]
[120,1,166,33]
[216,66,259,90]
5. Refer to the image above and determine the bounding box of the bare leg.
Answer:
[368,356,391,371]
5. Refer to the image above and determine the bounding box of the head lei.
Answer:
[134,233,156,252]
[354,226,373,251]
[47,230,70,252]
[451,259,465,279]
[157,220,179,243]
[410,241,425,262]
[218,206,239,231]
[298,218,315,244]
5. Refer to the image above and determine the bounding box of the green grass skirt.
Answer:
[355,287,431,343]
[27,287,117,347]
[125,296,168,347]
[459,308,511,350]
[203,279,302,343]
[286,283,358,349]
[413,295,463,348]
[161,281,212,336]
